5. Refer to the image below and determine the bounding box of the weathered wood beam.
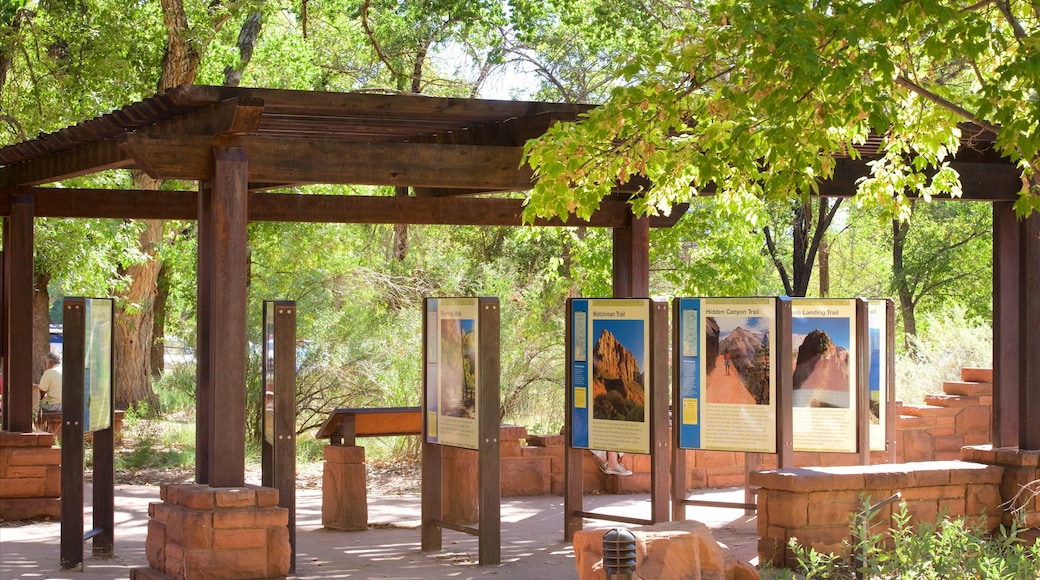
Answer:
[142,96,264,137]
[10,188,686,227]
[0,139,132,188]
[119,134,535,190]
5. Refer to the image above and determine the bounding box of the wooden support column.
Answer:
[612,213,650,298]
[1020,212,1040,450]
[198,147,249,487]
[3,194,33,433]
[993,202,1021,448]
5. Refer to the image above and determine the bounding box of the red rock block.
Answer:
[500,440,522,458]
[212,506,288,530]
[948,462,1003,485]
[0,476,45,498]
[267,525,292,578]
[785,525,849,560]
[943,380,992,397]
[699,450,738,469]
[44,465,60,497]
[573,520,756,580]
[961,367,992,383]
[501,456,550,496]
[903,499,940,525]
[901,485,960,502]
[212,527,265,550]
[6,464,45,479]
[146,519,167,570]
[933,434,966,453]
[978,395,993,407]
[685,467,707,490]
[164,506,214,550]
[251,485,280,508]
[164,543,185,578]
[925,393,977,408]
[9,446,60,466]
[166,485,215,511]
[938,497,966,517]
[807,490,860,525]
[861,465,915,490]
[965,483,1002,517]
[215,488,260,509]
[766,490,809,528]
[323,444,365,464]
[963,433,990,446]
[499,424,528,442]
[758,534,788,568]
[901,430,934,463]
[183,547,270,579]
[609,472,650,494]
[0,432,55,447]
[0,497,60,519]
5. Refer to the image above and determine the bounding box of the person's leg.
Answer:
[604,451,631,475]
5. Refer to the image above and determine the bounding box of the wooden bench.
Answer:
[37,409,125,443]
[315,406,422,446]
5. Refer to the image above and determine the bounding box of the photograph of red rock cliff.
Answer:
[791,318,852,408]
[591,321,646,422]
[704,316,772,405]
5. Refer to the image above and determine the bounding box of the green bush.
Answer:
[779,497,1040,580]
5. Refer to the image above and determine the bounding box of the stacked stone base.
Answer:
[962,445,1040,527]
[131,484,290,580]
[0,431,60,521]
[750,461,1004,568]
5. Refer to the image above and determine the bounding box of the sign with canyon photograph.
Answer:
[791,298,858,453]
[868,299,889,452]
[675,297,777,452]
[569,299,651,455]
[424,298,480,450]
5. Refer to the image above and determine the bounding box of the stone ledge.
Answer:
[0,431,57,447]
[750,461,1002,492]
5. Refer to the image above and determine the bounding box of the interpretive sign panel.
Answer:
[83,298,113,433]
[569,299,651,455]
[791,298,858,453]
[868,299,889,452]
[425,298,480,450]
[675,297,777,452]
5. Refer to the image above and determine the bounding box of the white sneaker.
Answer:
[605,465,632,476]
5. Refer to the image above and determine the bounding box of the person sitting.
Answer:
[33,352,63,413]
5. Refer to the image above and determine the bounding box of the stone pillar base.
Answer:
[962,445,1040,527]
[322,444,367,531]
[132,483,289,580]
[0,431,61,520]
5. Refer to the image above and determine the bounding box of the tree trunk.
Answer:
[818,237,830,297]
[150,261,170,378]
[114,218,164,411]
[891,214,916,350]
[32,271,52,383]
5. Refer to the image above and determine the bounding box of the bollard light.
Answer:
[602,528,636,580]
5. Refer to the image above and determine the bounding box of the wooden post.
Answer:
[775,297,794,468]
[885,299,897,464]
[992,202,1020,448]
[202,147,249,487]
[648,299,670,524]
[613,214,650,298]
[61,299,86,569]
[1021,213,1040,450]
[477,298,501,566]
[196,181,213,484]
[3,194,33,433]
[262,301,297,570]
[856,298,871,465]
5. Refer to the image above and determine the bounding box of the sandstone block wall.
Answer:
[0,431,61,520]
[749,461,1004,568]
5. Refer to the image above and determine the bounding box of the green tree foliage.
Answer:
[524,0,1040,221]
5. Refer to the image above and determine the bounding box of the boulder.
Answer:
[574,520,758,580]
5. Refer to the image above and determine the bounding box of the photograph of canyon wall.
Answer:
[591,322,646,422]
[439,318,477,418]
[791,317,851,408]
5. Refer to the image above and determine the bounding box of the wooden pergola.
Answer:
[1,85,1038,488]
